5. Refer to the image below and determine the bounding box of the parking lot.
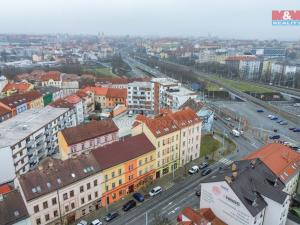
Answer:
[270,101,300,117]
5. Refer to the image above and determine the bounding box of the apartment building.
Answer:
[132,113,180,178]
[245,143,300,195]
[0,105,12,123]
[15,156,102,225]
[35,86,65,106]
[0,90,44,116]
[169,108,202,166]
[58,120,119,160]
[82,87,127,110]
[64,95,84,124]
[91,134,156,205]
[0,106,78,184]
[127,81,159,115]
[76,90,95,116]
[200,159,290,225]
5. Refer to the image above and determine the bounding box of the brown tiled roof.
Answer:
[3,82,32,93]
[0,90,42,108]
[244,143,300,183]
[106,88,127,99]
[179,98,204,113]
[0,105,11,116]
[61,120,118,145]
[50,99,74,108]
[0,190,29,225]
[91,134,155,170]
[41,71,61,81]
[65,95,81,104]
[170,107,202,128]
[18,156,101,201]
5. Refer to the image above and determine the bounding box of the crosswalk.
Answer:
[219,158,233,166]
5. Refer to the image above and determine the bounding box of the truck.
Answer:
[232,129,240,137]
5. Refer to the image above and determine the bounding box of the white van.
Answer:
[149,186,162,197]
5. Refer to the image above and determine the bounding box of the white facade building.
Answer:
[239,59,261,80]
[0,106,78,184]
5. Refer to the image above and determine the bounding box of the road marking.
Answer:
[219,158,233,165]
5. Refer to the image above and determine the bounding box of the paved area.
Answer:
[218,101,300,146]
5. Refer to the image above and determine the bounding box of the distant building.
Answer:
[76,90,95,117]
[58,120,119,160]
[200,159,290,225]
[0,105,12,123]
[244,143,300,195]
[250,48,286,59]
[0,106,78,184]
[2,82,34,96]
[0,75,8,93]
[0,90,44,116]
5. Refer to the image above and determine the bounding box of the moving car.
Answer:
[267,114,273,118]
[77,220,88,225]
[269,135,280,140]
[256,109,264,113]
[201,168,212,176]
[90,219,102,225]
[276,120,283,123]
[293,128,300,132]
[279,121,288,125]
[270,116,278,120]
[188,165,199,174]
[149,186,162,197]
[133,193,144,202]
[104,212,119,222]
[232,129,240,137]
[122,200,136,211]
[199,161,209,169]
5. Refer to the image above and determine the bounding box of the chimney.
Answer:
[231,163,237,172]
[225,176,232,184]
[38,165,43,171]
[250,159,256,168]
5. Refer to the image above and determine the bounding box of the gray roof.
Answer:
[0,190,29,225]
[0,106,69,148]
[202,159,288,217]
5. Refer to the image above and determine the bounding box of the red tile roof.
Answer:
[106,88,127,99]
[41,71,61,81]
[2,82,32,93]
[65,95,81,104]
[82,87,108,96]
[134,107,201,138]
[0,184,12,194]
[0,90,42,108]
[91,134,155,170]
[0,105,11,116]
[61,120,118,145]
[50,99,74,108]
[244,143,300,183]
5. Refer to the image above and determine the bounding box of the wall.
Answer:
[0,146,15,184]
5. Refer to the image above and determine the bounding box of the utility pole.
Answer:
[145,211,148,225]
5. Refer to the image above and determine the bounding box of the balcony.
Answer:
[27,147,35,155]
[28,155,37,164]
[26,140,34,148]
[36,143,44,151]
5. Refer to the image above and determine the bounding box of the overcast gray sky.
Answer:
[0,0,299,40]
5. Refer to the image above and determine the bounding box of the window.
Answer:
[52,197,57,205]
[65,205,69,212]
[112,193,116,199]
[106,186,109,191]
[71,202,75,209]
[119,179,122,185]
[33,205,39,213]
[63,193,68,200]
[145,157,148,163]
[45,214,50,221]
[88,194,92,201]
[82,209,86,216]
[87,183,91,190]
[112,182,115,189]
[36,218,41,225]
[139,170,142,176]
[95,191,98,198]
[129,165,134,171]
[43,201,48,209]
[80,186,84,193]
[105,175,108,181]
[158,141,160,147]
[81,198,85,204]
[54,210,58,217]
[111,171,115,178]
[94,179,97,187]
[70,190,74,198]
[139,160,142,166]
[118,169,122,175]
[150,155,153,161]
[128,175,133,181]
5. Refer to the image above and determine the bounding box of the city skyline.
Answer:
[0,0,300,40]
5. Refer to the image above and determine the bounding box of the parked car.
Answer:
[201,168,212,176]
[195,190,201,197]
[289,127,296,131]
[269,135,280,140]
[270,116,278,120]
[188,165,199,174]
[256,109,264,113]
[122,200,137,211]
[133,193,144,202]
[104,212,119,222]
[77,220,88,225]
[279,121,288,125]
[225,117,231,121]
[273,129,278,132]
[199,161,209,169]
[293,128,300,132]
[267,114,273,118]
[276,120,283,123]
[90,219,102,225]
[149,186,162,197]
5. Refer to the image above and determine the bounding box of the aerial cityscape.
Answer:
[0,1,300,225]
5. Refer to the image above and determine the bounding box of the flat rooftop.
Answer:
[0,106,69,148]
[128,81,152,88]
[166,86,196,96]
[151,77,178,86]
